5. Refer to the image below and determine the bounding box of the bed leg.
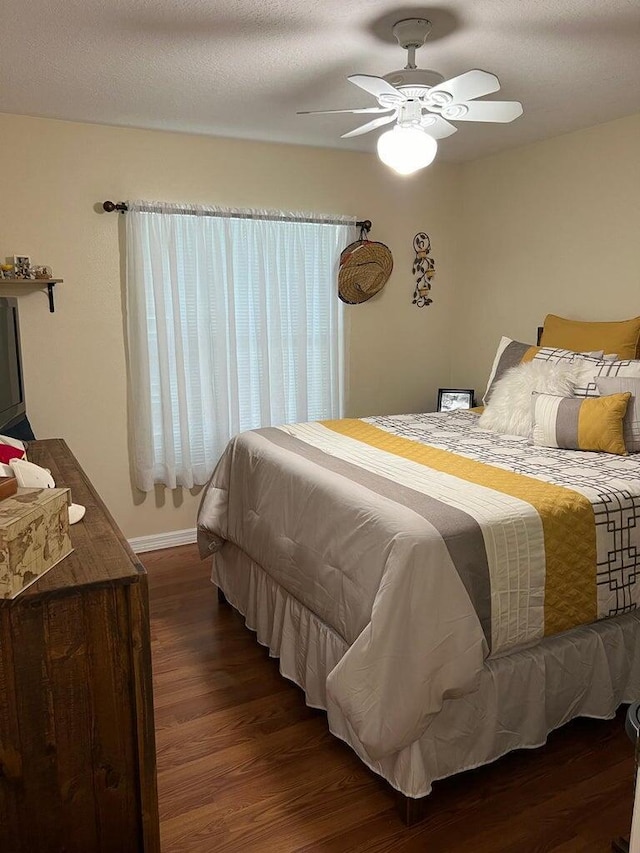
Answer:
[217,586,228,605]
[396,791,429,826]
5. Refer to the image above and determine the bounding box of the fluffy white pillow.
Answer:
[478,360,578,437]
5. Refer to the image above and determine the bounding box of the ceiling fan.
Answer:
[298,18,523,175]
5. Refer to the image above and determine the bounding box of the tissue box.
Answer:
[0,487,73,599]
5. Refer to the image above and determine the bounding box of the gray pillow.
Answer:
[596,375,640,452]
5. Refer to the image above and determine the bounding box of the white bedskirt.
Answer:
[213,541,640,799]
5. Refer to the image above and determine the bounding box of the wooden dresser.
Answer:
[0,439,160,853]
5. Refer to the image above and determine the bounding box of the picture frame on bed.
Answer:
[437,388,475,412]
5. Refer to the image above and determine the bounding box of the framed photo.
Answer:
[437,388,475,412]
[13,255,31,279]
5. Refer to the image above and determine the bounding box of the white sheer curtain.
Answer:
[125,200,356,491]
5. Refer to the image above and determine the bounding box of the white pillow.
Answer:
[478,360,578,437]
[596,375,640,452]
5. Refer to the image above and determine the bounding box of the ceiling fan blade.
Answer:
[443,100,523,123]
[341,113,397,139]
[420,115,458,139]
[297,106,394,116]
[430,70,501,103]
[347,74,403,100]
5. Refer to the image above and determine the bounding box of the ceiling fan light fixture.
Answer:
[297,19,523,173]
[376,126,437,175]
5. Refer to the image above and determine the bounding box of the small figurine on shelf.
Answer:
[2,257,55,282]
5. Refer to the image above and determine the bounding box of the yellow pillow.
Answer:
[531,391,631,455]
[540,314,640,360]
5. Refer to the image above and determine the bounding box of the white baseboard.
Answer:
[128,527,197,554]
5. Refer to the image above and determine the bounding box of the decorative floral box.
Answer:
[0,487,73,598]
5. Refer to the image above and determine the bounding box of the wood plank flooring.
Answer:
[144,544,636,852]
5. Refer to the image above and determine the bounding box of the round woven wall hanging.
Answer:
[338,239,393,305]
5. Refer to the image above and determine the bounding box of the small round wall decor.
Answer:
[412,232,435,307]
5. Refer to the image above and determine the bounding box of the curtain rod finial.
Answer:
[103,200,128,213]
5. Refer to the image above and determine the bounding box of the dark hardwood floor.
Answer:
[144,544,636,852]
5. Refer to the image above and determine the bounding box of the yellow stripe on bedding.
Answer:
[321,418,597,636]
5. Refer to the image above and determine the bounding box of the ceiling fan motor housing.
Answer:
[382,68,446,92]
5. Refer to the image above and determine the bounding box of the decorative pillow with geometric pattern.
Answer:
[596,375,640,452]
[482,336,604,404]
[572,355,640,399]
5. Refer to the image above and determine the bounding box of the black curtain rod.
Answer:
[102,201,371,232]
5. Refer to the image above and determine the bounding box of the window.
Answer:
[125,201,356,491]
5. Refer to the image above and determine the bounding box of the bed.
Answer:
[196,331,640,821]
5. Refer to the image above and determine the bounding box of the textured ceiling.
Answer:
[1,0,639,162]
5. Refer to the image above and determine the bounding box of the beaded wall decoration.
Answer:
[412,232,435,308]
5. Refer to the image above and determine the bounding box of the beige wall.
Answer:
[0,113,460,538]
[451,112,640,397]
[5,110,636,540]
